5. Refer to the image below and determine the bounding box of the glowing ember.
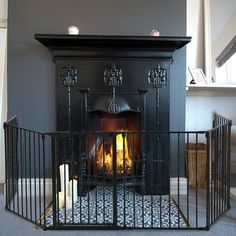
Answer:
[96,131,133,175]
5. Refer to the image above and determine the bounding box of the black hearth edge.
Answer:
[34,34,191,196]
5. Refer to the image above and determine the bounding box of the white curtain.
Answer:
[0,28,7,183]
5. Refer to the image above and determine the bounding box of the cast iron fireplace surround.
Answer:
[35,34,191,195]
[5,35,231,230]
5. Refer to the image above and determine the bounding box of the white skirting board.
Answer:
[0,172,5,184]
[15,178,52,197]
[5,177,188,197]
[170,177,187,195]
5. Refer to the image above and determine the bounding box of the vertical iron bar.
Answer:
[151,132,154,228]
[102,135,105,224]
[79,134,82,224]
[56,137,60,225]
[63,138,67,224]
[141,133,145,228]
[33,132,37,222]
[51,135,57,227]
[16,128,20,215]
[213,129,216,222]
[210,130,214,225]
[206,131,210,230]
[221,126,224,215]
[159,134,162,229]
[11,127,15,213]
[220,117,223,213]
[122,132,126,227]
[42,134,46,228]
[195,133,198,228]
[4,124,8,210]
[223,124,226,211]
[177,133,180,228]
[215,128,219,220]
[94,134,97,225]
[112,132,117,227]
[218,127,221,219]
[24,130,28,219]
[186,133,190,227]
[38,133,42,225]
[29,131,32,221]
[132,133,135,228]
[20,129,24,217]
[8,126,11,212]
[227,120,232,210]
[155,88,159,228]
[71,136,75,224]
[87,134,90,224]
[223,125,227,212]
[168,133,171,228]
[67,86,71,131]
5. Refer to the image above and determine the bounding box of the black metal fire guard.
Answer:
[4,113,232,230]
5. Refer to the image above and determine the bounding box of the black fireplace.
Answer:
[4,35,232,230]
[34,34,190,195]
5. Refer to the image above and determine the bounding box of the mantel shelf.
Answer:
[34,34,191,51]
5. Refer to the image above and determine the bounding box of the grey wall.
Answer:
[8,0,187,132]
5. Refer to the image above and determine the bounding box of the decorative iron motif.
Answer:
[147,64,167,88]
[147,65,168,163]
[59,65,78,131]
[108,96,121,113]
[104,64,123,113]
[104,64,123,88]
[59,65,78,88]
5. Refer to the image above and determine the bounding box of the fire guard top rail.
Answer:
[4,113,232,230]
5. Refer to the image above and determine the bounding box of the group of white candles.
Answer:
[58,164,78,209]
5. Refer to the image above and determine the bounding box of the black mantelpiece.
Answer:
[35,34,190,50]
[35,34,191,60]
[35,34,191,195]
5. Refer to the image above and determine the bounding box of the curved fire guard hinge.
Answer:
[104,63,123,113]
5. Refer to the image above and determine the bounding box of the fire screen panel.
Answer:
[4,113,232,230]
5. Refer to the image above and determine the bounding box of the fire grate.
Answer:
[43,186,187,228]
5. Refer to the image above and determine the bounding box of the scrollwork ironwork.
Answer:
[104,64,123,113]
[59,65,78,88]
[148,64,167,88]
[104,64,123,88]
[58,65,79,131]
[108,97,121,114]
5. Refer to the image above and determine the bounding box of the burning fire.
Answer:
[96,131,133,175]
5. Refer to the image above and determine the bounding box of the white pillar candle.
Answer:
[59,164,69,193]
[65,196,72,210]
[58,191,65,208]
[68,179,78,203]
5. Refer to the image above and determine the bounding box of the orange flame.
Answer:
[96,132,132,175]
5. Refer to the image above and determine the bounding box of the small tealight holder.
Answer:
[68,26,79,35]
[150,29,160,37]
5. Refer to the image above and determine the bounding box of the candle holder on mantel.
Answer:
[59,65,78,131]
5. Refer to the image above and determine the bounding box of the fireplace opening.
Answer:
[95,131,133,175]
[87,111,141,180]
